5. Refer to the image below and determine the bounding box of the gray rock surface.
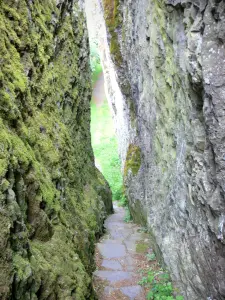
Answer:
[89,0,225,299]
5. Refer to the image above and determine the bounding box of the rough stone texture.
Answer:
[0,0,112,299]
[95,0,225,299]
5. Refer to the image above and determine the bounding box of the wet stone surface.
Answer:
[93,203,152,300]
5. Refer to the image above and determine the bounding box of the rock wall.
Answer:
[99,0,225,299]
[0,0,112,299]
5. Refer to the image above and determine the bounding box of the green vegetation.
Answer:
[138,253,184,300]
[146,253,156,261]
[124,144,142,177]
[118,194,128,206]
[90,40,102,84]
[91,99,123,200]
[124,206,132,222]
[136,242,149,254]
[90,41,124,202]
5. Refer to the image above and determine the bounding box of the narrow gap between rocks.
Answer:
[85,0,122,205]
[85,3,159,300]
[85,2,184,300]
[90,60,123,204]
[88,46,152,299]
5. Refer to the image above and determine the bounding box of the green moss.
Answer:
[0,0,112,298]
[30,224,94,300]
[124,144,142,177]
[13,254,32,282]
[110,32,123,66]
[103,0,121,29]
[103,0,123,66]
[136,242,149,254]
[0,179,10,192]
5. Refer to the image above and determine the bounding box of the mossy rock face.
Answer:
[124,144,142,177]
[0,0,112,299]
[103,0,123,66]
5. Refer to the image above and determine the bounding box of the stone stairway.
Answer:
[93,203,152,300]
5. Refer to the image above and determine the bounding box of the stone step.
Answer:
[93,270,134,283]
[101,259,123,270]
[97,242,126,258]
[104,285,145,300]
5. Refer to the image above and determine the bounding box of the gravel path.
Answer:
[93,203,153,300]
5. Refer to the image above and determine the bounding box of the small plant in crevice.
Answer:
[118,193,127,207]
[146,253,156,261]
[138,227,148,233]
[124,206,132,223]
[138,263,184,300]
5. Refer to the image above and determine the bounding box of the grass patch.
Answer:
[91,99,123,200]
[90,57,123,200]
[90,42,126,207]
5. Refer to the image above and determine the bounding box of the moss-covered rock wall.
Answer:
[0,0,112,299]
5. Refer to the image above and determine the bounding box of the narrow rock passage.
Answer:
[93,203,151,300]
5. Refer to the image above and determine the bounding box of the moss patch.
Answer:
[136,242,149,254]
[103,0,123,66]
[124,144,142,177]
